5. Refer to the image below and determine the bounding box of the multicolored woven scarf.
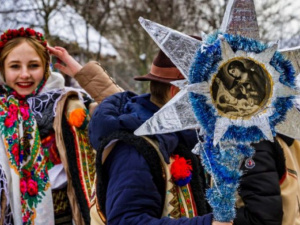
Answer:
[0,79,51,224]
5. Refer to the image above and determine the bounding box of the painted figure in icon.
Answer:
[215,60,266,116]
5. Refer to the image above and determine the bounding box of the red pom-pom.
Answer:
[170,155,192,181]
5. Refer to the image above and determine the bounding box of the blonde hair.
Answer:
[0,37,50,81]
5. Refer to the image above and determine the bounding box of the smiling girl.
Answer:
[4,42,44,95]
[0,28,122,224]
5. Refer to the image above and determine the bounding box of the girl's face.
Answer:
[228,67,242,78]
[4,41,44,95]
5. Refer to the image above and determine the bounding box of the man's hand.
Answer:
[212,221,233,225]
[48,46,83,77]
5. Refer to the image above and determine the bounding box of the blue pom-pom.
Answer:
[174,174,192,186]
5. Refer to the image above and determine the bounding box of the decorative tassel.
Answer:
[67,108,88,129]
[171,155,193,186]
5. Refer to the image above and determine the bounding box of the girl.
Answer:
[0,27,122,224]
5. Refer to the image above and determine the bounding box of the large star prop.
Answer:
[134,0,300,222]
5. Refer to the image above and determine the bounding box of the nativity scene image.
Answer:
[211,58,272,118]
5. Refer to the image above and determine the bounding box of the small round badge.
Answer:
[245,158,255,169]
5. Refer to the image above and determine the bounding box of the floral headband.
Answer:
[0,27,47,53]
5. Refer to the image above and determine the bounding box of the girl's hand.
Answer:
[48,46,83,77]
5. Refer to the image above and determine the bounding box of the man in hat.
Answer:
[88,49,232,225]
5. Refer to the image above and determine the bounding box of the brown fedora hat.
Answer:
[134,35,202,84]
[134,49,184,84]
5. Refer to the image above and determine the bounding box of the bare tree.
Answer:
[95,0,226,92]
[98,0,300,92]
[0,0,299,92]
[256,0,299,41]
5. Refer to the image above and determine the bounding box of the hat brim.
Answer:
[134,73,184,84]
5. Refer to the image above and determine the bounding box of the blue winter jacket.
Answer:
[89,91,213,225]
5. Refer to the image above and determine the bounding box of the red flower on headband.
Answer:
[6,29,11,36]
[1,34,7,41]
[36,32,42,38]
[0,27,47,53]
[12,29,19,37]
[19,27,25,36]
[26,28,35,36]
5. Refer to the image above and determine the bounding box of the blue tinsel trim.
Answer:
[189,93,216,135]
[221,126,265,144]
[200,137,254,184]
[206,185,237,222]
[198,136,254,221]
[189,40,222,84]
[269,96,294,135]
[270,52,296,88]
[223,34,267,53]
[236,144,255,158]
[206,31,222,45]
[201,149,242,185]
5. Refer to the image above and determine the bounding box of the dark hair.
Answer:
[227,60,247,75]
[150,80,171,105]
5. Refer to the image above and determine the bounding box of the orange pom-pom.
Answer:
[170,155,192,181]
[68,108,87,127]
